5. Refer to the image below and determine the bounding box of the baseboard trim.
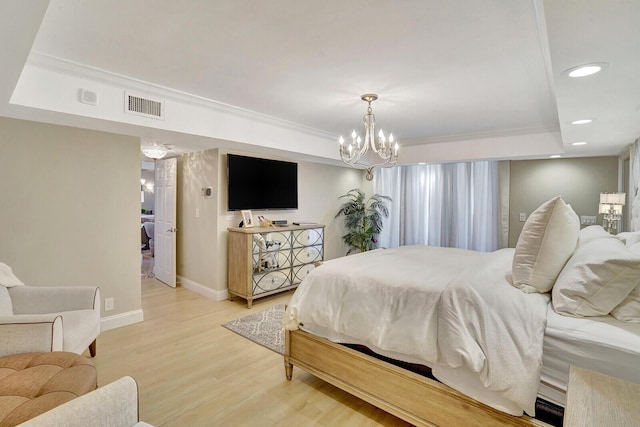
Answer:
[101,309,144,331]
[178,275,228,301]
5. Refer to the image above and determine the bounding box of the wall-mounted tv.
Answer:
[227,154,298,211]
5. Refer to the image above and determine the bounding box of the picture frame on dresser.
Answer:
[241,210,254,228]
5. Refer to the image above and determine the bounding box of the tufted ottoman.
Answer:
[0,352,97,426]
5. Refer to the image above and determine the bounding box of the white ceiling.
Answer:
[1,0,639,164]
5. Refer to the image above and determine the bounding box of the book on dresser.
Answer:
[227,224,325,308]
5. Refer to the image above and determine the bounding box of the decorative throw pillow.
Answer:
[0,263,24,287]
[512,196,579,293]
[552,237,640,317]
[0,286,12,315]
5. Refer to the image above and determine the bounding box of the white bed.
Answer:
[539,305,640,406]
[285,245,548,416]
[283,197,640,426]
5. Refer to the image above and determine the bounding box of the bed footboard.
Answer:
[284,329,547,427]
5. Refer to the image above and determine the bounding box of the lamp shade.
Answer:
[600,192,626,205]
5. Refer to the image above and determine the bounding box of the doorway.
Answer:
[141,161,155,279]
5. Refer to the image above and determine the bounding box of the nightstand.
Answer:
[564,365,640,426]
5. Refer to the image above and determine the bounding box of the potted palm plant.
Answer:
[335,188,391,254]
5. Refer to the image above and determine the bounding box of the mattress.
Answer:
[302,301,640,414]
[539,303,640,406]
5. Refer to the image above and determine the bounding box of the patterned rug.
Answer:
[222,304,285,354]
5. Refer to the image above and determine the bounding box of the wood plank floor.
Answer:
[92,278,411,426]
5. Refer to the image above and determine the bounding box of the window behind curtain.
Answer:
[374,161,501,252]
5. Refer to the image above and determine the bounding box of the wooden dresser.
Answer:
[564,365,640,426]
[227,224,324,308]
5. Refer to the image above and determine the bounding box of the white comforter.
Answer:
[283,245,549,416]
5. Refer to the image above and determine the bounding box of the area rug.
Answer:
[222,304,285,354]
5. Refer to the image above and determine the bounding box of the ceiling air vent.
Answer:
[124,91,165,120]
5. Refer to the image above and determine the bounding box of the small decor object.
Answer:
[257,215,273,227]
[599,192,625,234]
[335,188,391,254]
[241,210,254,228]
[339,93,399,181]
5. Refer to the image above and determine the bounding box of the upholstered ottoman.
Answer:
[0,352,97,426]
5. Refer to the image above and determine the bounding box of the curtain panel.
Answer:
[631,139,640,232]
[374,161,506,252]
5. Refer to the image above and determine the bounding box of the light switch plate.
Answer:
[581,215,597,225]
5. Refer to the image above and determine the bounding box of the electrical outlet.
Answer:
[519,213,526,222]
[105,297,114,311]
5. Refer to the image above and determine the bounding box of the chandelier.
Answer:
[141,142,168,159]
[339,94,399,181]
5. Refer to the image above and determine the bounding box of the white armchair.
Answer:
[0,263,101,358]
[17,376,153,427]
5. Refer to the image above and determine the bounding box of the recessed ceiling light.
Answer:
[418,162,426,165]
[550,154,562,158]
[566,62,608,78]
[571,141,588,146]
[571,119,593,125]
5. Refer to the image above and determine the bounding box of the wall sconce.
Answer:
[599,192,625,234]
[140,179,154,193]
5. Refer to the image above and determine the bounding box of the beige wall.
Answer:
[0,117,141,317]
[177,148,365,294]
[509,156,619,247]
[177,149,220,290]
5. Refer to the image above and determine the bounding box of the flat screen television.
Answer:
[227,154,298,211]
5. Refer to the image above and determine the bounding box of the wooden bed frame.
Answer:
[285,329,549,427]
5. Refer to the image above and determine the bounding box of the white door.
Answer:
[153,158,177,287]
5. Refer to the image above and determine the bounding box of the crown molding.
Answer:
[400,124,561,146]
[26,51,335,141]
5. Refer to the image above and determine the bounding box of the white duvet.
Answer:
[283,245,549,416]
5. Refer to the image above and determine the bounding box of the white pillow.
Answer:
[578,225,613,246]
[616,231,640,247]
[610,242,640,322]
[611,285,640,322]
[552,237,640,317]
[512,196,579,293]
[0,263,24,287]
[0,286,12,315]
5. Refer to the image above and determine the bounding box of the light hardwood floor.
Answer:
[92,278,410,426]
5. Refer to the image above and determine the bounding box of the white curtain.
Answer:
[631,139,640,231]
[374,161,501,252]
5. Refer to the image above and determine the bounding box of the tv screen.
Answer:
[227,154,298,211]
